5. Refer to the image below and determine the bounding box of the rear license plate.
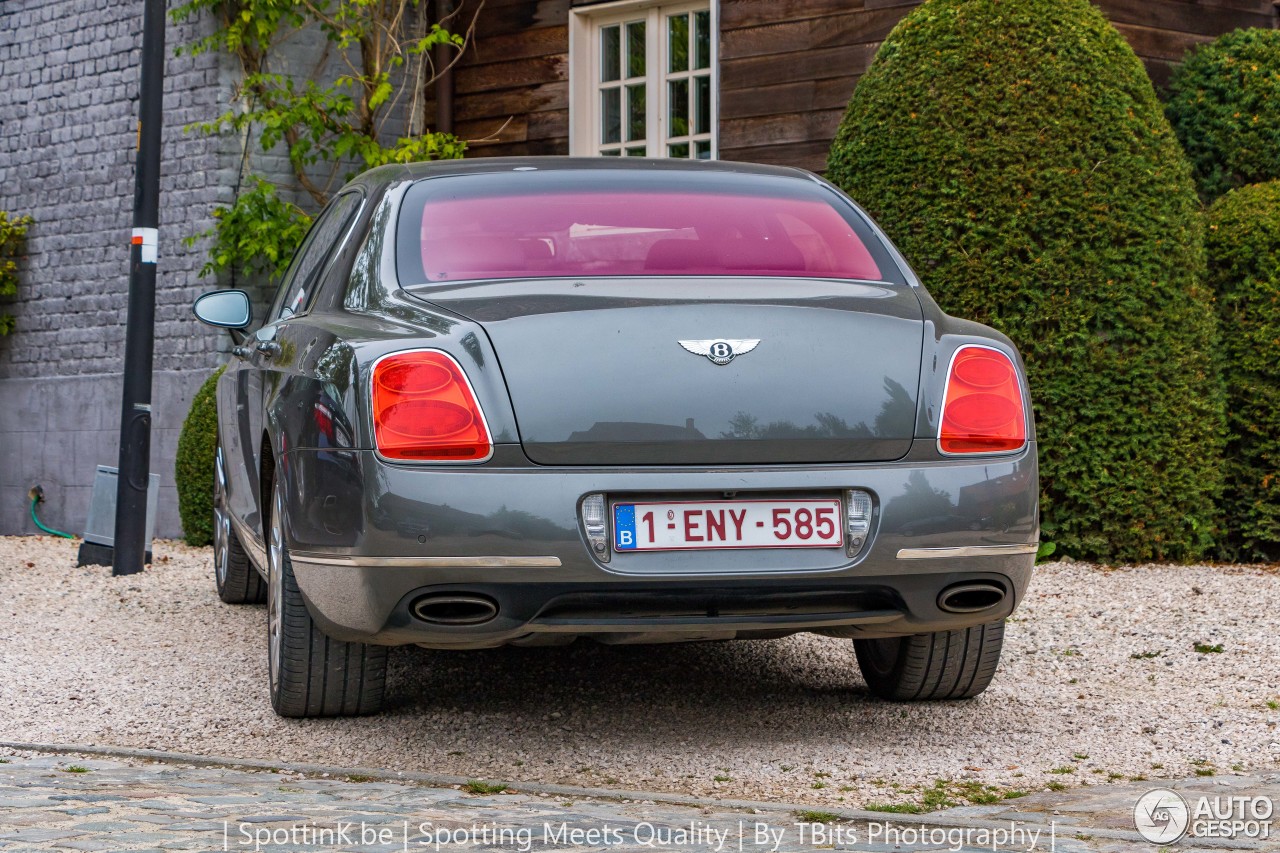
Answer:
[612,499,844,552]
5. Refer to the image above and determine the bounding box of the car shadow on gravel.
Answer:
[382,637,894,744]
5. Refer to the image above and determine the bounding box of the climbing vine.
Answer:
[0,211,32,336]
[172,0,475,280]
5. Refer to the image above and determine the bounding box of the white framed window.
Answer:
[569,0,717,159]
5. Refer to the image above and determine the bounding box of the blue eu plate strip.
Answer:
[613,504,637,550]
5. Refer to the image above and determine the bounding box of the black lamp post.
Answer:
[112,0,166,576]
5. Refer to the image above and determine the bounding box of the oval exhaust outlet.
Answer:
[937,583,1006,614]
[411,594,499,625]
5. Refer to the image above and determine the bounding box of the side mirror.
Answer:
[193,290,252,329]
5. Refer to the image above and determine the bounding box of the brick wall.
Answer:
[0,0,418,540]
[0,0,239,537]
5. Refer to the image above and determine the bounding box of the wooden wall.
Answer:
[718,0,910,170]
[428,0,573,158]
[717,0,1280,172]
[435,0,1280,172]
[1097,0,1280,88]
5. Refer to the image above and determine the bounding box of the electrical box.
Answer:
[77,465,160,566]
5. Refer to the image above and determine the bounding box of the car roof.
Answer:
[345,156,818,194]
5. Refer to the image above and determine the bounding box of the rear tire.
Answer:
[854,620,1005,701]
[214,444,265,604]
[266,474,387,717]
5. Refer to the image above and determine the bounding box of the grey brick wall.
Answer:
[0,0,241,537]
[0,0,235,380]
[0,1,429,540]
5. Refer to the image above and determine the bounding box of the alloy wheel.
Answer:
[267,480,285,691]
[212,446,232,586]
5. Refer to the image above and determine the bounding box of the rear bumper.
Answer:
[288,565,1029,647]
[278,442,1038,647]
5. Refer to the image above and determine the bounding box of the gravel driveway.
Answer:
[2,535,1277,810]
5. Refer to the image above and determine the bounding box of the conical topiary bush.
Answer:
[1206,181,1280,561]
[827,0,1224,563]
[176,366,225,547]
[1166,28,1280,202]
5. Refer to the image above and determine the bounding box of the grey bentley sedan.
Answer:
[192,158,1038,718]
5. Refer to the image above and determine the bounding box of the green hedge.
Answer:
[827,0,1225,563]
[1166,29,1280,201]
[1206,181,1280,561]
[176,366,225,547]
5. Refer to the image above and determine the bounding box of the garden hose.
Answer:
[28,487,74,539]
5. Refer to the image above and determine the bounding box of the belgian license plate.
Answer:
[612,499,844,552]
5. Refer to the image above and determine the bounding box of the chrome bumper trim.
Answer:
[289,553,563,569]
[896,544,1038,560]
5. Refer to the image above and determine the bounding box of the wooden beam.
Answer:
[720,139,834,173]
[719,108,846,150]
[453,82,569,121]
[1112,21,1211,63]
[468,25,568,63]
[455,54,568,94]
[721,8,909,61]
[721,0,865,30]
[1095,0,1277,35]
[465,137,571,157]
[721,76,858,120]
[471,0,570,37]
[722,42,879,91]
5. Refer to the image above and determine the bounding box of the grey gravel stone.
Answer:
[4,536,1278,810]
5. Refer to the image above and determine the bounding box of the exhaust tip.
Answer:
[938,582,1006,614]
[411,594,499,626]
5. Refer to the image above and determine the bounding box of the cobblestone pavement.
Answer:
[0,752,1275,853]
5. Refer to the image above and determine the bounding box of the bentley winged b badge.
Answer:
[678,339,761,366]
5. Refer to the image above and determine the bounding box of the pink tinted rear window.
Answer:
[414,191,884,282]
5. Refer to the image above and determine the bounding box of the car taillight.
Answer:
[372,350,492,462]
[938,345,1027,455]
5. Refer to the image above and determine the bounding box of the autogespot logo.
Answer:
[1134,788,1190,844]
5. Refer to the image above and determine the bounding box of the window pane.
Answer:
[601,87,621,144]
[668,142,690,158]
[401,179,891,282]
[668,13,688,73]
[695,140,712,160]
[668,78,689,138]
[601,26,620,83]
[626,146,646,156]
[626,83,646,142]
[270,192,361,321]
[626,21,645,78]
[694,11,711,70]
[601,149,621,156]
[694,74,711,135]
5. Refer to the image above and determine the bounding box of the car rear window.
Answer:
[396,170,898,285]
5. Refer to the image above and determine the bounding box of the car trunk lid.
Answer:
[406,278,924,465]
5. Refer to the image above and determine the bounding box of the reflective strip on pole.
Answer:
[131,228,158,264]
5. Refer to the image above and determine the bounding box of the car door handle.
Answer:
[255,341,281,357]
[232,345,250,359]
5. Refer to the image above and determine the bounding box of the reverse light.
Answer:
[581,493,610,562]
[846,489,873,559]
[938,345,1027,455]
[371,350,492,462]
